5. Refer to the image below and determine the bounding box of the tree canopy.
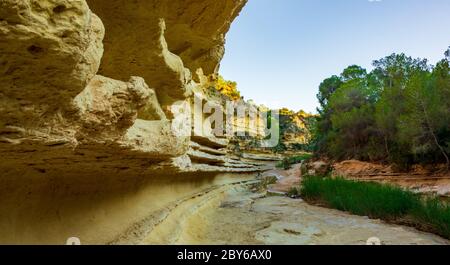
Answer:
[312,47,450,170]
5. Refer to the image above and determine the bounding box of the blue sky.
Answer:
[220,0,450,113]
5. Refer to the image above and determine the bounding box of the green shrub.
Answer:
[278,158,291,170]
[287,187,301,198]
[276,154,313,169]
[251,176,278,192]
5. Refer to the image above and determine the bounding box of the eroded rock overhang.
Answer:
[0,0,269,244]
[0,0,250,175]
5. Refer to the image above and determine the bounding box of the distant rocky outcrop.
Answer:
[235,108,315,153]
[278,109,314,150]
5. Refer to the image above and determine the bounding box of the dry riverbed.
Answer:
[149,182,448,245]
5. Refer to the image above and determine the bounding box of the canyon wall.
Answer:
[279,109,314,150]
[0,0,275,244]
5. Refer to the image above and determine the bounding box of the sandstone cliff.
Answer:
[279,109,314,150]
[0,0,277,244]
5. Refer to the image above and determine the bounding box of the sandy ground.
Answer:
[120,162,450,245]
[263,164,302,194]
[143,182,448,245]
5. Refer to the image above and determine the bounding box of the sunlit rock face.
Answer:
[0,0,249,169]
[0,0,104,129]
[280,110,312,149]
[0,0,262,244]
[87,0,247,106]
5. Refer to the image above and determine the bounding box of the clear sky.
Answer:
[219,0,450,113]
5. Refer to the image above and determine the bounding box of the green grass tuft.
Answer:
[287,186,301,198]
[412,198,450,238]
[300,176,450,239]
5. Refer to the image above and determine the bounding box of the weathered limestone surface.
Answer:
[0,0,104,127]
[0,0,257,244]
[87,0,247,107]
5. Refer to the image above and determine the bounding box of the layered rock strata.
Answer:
[0,0,279,244]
